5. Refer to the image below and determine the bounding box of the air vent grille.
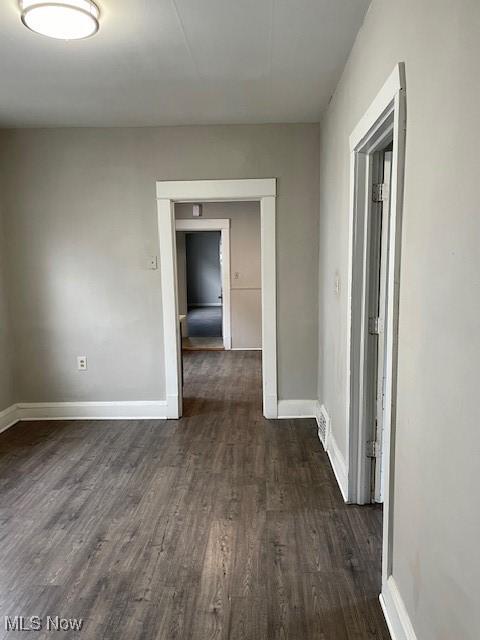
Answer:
[317,404,330,450]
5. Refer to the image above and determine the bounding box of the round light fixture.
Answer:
[20,0,100,40]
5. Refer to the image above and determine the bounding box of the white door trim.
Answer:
[157,178,277,419]
[176,218,230,231]
[175,218,231,350]
[345,64,406,594]
[157,179,276,202]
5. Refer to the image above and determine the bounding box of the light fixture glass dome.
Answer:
[20,0,100,40]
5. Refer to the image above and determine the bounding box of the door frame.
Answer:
[372,149,392,504]
[156,178,277,420]
[175,218,231,350]
[345,64,406,591]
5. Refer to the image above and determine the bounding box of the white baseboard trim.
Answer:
[264,394,278,419]
[380,576,418,640]
[0,404,20,434]
[277,399,317,419]
[231,347,262,351]
[325,430,348,501]
[14,400,169,421]
[164,394,180,419]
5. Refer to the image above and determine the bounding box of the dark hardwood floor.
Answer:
[0,351,389,639]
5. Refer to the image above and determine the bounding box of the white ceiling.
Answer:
[0,0,370,127]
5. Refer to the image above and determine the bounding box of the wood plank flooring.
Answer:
[0,351,390,639]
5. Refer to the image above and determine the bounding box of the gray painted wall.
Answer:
[0,205,14,411]
[185,232,221,306]
[176,202,262,349]
[318,1,480,638]
[176,231,188,318]
[0,124,319,402]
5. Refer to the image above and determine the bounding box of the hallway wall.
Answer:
[317,1,480,638]
[176,232,188,318]
[0,204,14,413]
[0,124,319,403]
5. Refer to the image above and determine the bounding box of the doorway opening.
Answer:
[185,232,223,348]
[346,64,406,612]
[156,179,278,420]
[366,144,393,504]
[174,201,263,414]
[176,225,227,351]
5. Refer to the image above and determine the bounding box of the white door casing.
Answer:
[156,179,278,420]
[346,64,406,601]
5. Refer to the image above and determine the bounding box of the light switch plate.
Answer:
[147,256,158,270]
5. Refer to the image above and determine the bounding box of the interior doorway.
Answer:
[366,146,393,503]
[346,64,406,613]
[176,224,228,351]
[156,179,278,420]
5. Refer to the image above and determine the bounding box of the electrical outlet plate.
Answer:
[77,356,87,371]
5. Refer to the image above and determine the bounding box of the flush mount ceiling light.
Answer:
[19,0,100,40]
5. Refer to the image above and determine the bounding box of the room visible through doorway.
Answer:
[177,230,224,351]
[174,200,263,414]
